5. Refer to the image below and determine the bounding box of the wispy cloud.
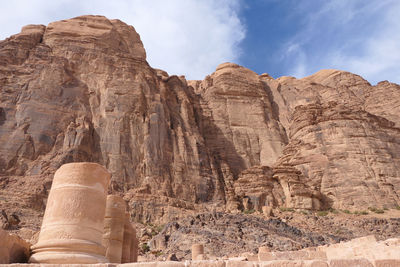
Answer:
[282,0,400,84]
[284,43,306,78]
[0,0,245,80]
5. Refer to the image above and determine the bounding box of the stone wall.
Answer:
[3,259,400,266]
[24,163,139,265]
[1,228,399,266]
[0,229,30,264]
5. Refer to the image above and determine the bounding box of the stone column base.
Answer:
[29,239,107,264]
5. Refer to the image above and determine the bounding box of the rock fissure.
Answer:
[0,15,400,262]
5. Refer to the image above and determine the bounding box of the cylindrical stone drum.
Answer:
[29,162,111,264]
[102,195,126,263]
[121,213,133,263]
[192,244,204,260]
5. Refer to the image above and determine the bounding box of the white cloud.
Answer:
[283,0,400,84]
[336,3,400,84]
[284,43,306,78]
[0,0,245,80]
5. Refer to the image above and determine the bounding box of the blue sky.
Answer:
[1,0,399,84]
[239,0,400,84]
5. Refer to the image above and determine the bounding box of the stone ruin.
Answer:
[1,162,400,266]
[191,244,204,260]
[3,162,138,264]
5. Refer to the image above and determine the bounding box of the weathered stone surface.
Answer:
[0,15,232,227]
[1,15,400,261]
[319,235,400,262]
[258,261,328,267]
[267,71,400,210]
[189,261,226,267]
[258,252,275,262]
[119,215,138,263]
[122,214,134,263]
[29,162,110,264]
[243,253,259,262]
[329,259,373,267]
[130,228,139,263]
[1,15,400,231]
[149,212,341,260]
[0,229,30,263]
[375,259,400,267]
[103,195,126,263]
[0,258,400,267]
[232,166,284,212]
[258,247,270,254]
[1,210,21,230]
[273,166,321,210]
[226,260,258,267]
[121,263,184,267]
[192,244,205,260]
[258,250,327,262]
[193,62,287,172]
[1,265,116,267]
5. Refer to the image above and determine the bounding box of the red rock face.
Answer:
[267,71,400,210]
[0,16,399,227]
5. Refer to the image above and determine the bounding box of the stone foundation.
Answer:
[2,231,399,266]
[1,163,398,266]
[2,259,400,266]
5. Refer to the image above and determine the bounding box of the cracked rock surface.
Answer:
[0,16,399,255]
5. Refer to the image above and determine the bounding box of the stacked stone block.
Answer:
[103,195,126,263]
[29,163,111,264]
[28,162,138,264]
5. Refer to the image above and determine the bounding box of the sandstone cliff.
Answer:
[0,16,399,230]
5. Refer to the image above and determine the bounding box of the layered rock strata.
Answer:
[266,71,400,210]
[231,166,282,212]
[0,15,400,231]
[272,102,400,210]
[273,165,322,210]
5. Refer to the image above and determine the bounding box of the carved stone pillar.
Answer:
[192,244,204,260]
[102,195,126,263]
[121,213,133,263]
[29,162,110,264]
[130,227,138,263]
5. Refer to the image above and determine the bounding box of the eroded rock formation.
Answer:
[0,15,399,231]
